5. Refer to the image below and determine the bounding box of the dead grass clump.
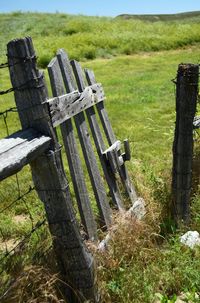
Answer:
[99,212,158,264]
[1,265,65,303]
[93,213,160,302]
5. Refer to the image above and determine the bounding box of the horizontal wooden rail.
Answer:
[102,140,121,155]
[47,83,105,127]
[0,128,51,181]
[102,140,131,174]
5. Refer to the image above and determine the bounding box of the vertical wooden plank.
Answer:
[85,68,138,204]
[48,57,97,241]
[7,37,97,303]
[71,60,124,210]
[172,63,199,224]
[85,69,116,145]
[57,50,112,228]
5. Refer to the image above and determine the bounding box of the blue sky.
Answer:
[0,0,199,17]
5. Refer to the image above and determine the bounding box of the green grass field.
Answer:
[1,11,200,65]
[0,12,200,302]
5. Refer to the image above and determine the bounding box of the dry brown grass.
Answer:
[1,265,66,303]
[89,210,161,303]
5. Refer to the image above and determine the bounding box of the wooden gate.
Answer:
[1,37,138,302]
[47,48,138,237]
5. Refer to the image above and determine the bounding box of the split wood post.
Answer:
[7,37,97,303]
[172,63,199,224]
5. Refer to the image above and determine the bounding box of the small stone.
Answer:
[98,234,111,252]
[128,198,146,220]
[180,231,200,249]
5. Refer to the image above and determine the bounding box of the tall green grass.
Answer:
[0,12,200,66]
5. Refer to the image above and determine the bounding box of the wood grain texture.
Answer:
[102,140,121,155]
[7,37,96,303]
[57,51,112,227]
[47,83,105,127]
[0,128,51,181]
[85,69,116,145]
[71,59,117,215]
[85,68,138,205]
[72,61,124,210]
[172,63,199,224]
[48,56,97,241]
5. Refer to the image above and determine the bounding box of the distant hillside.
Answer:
[0,12,200,66]
[116,11,200,22]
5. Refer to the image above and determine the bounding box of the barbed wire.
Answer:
[0,62,9,69]
[0,242,53,302]
[0,107,17,117]
[0,182,72,265]
[0,54,37,70]
[0,74,45,96]
[0,117,49,296]
[0,186,35,215]
[0,218,47,266]
[0,54,41,97]
[0,60,44,281]
[0,179,49,299]
[0,107,18,137]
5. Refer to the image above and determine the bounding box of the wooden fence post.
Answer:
[7,37,97,302]
[172,63,199,224]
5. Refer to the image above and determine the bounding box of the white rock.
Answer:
[180,231,200,249]
[98,233,111,252]
[128,198,146,220]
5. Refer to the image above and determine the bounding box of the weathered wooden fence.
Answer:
[0,37,137,302]
[172,63,199,225]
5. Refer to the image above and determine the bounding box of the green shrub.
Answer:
[63,18,92,35]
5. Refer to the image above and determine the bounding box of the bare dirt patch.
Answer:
[12,214,28,224]
[0,238,19,252]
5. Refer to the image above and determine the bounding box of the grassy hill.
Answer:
[117,10,200,22]
[0,11,200,67]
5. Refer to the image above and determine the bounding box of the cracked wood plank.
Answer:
[0,128,51,181]
[47,83,105,127]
